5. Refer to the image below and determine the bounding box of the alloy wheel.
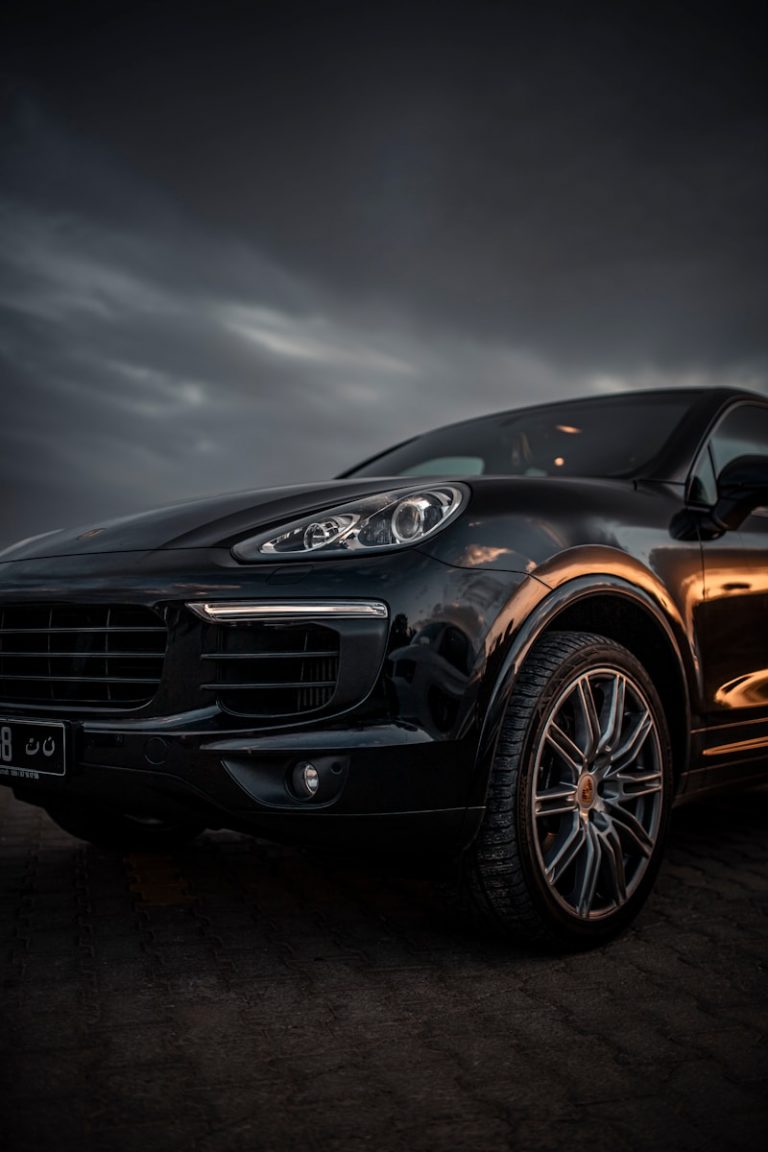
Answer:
[531,666,664,920]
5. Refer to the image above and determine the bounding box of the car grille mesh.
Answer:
[203,622,341,717]
[0,604,167,709]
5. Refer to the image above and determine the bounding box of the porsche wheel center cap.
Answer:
[577,774,596,809]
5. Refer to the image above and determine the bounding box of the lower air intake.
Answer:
[203,622,341,718]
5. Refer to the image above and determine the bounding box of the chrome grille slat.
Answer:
[201,680,337,691]
[0,604,167,710]
[0,627,166,634]
[2,651,165,659]
[0,674,160,684]
[201,650,338,661]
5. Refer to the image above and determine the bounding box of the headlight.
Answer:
[232,485,467,560]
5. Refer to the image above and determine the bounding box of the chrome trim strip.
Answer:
[186,600,389,622]
[702,734,768,758]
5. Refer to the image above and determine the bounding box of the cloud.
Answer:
[223,305,417,377]
[1,169,766,548]
[1,0,766,549]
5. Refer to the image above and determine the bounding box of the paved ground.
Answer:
[1,785,766,1152]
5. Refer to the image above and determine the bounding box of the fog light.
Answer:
[300,762,320,797]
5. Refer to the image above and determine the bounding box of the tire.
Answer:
[466,630,673,948]
[44,802,206,852]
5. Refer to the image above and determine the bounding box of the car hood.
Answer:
[0,478,427,562]
[0,473,651,571]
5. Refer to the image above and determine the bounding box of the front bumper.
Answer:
[9,719,483,848]
[0,545,539,848]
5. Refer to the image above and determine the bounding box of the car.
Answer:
[1,386,767,947]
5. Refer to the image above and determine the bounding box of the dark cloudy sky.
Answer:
[1,0,766,545]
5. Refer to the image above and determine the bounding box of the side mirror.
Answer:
[712,454,768,531]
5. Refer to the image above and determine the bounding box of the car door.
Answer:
[690,400,768,790]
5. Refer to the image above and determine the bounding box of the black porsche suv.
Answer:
[1,386,766,947]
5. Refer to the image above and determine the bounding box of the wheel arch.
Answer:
[473,576,694,813]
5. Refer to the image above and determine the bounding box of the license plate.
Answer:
[0,718,68,779]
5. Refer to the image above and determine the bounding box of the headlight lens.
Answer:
[232,485,467,560]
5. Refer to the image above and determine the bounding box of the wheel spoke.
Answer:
[544,813,586,884]
[575,678,601,760]
[611,707,653,770]
[534,783,578,818]
[608,767,663,800]
[545,722,584,779]
[604,798,655,858]
[595,817,627,905]
[573,821,601,917]
[597,673,625,755]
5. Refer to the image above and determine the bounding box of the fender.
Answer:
[469,562,696,815]
[532,544,701,709]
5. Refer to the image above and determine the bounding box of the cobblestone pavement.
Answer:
[1,785,766,1152]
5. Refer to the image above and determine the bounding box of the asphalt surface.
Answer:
[1,784,766,1152]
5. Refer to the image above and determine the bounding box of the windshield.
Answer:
[346,394,691,479]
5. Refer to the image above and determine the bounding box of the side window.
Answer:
[690,403,768,505]
[710,404,768,474]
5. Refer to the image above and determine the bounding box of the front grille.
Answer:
[203,622,341,717]
[0,604,167,710]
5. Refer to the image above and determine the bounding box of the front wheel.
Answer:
[466,631,673,948]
